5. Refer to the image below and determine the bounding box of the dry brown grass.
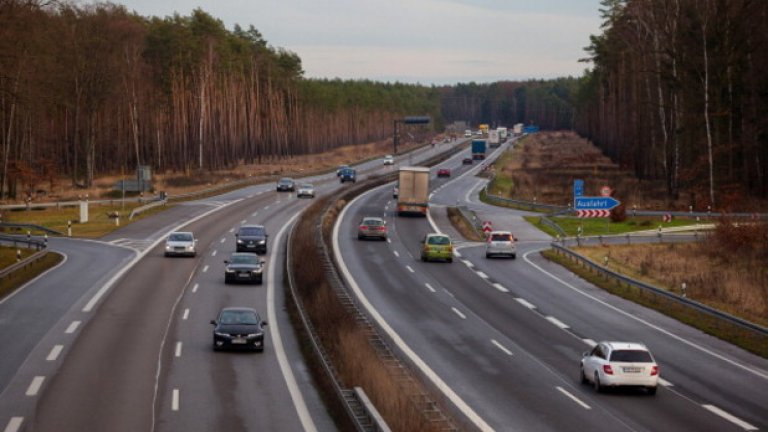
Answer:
[290,191,449,431]
[498,131,768,212]
[574,222,768,327]
[9,137,432,204]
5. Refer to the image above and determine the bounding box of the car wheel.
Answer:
[224,278,230,285]
[485,253,491,258]
[421,255,427,262]
[647,386,657,396]
[594,373,603,393]
[447,257,453,263]
[213,342,220,352]
[511,254,517,259]
[256,277,263,285]
[357,235,363,240]
[580,366,588,384]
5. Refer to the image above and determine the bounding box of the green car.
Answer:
[420,233,454,262]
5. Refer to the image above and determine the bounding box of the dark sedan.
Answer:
[224,252,265,284]
[276,177,295,192]
[235,225,268,254]
[462,157,473,165]
[211,307,268,352]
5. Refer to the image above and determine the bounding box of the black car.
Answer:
[211,307,268,352]
[235,225,268,254]
[462,157,473,165]
[339,168,356,183]
[276,177,295,192]
[224,252,265,284]
[336,165,350,176]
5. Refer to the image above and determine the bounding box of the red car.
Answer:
[437,168,451,178]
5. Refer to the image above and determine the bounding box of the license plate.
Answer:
[239,272,250,277]
[623,367,642,373]
[231,338,246,344]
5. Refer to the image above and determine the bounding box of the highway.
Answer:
[0,141,457,432]
[335,140,768,431]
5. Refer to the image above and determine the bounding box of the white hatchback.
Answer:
[580,341,659,395]
[485,231,516,259]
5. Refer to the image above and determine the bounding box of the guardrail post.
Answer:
[657,225,662,243]
[27,230,31,241]
[626,233,630,245]
[681,282,687,298]
[44,234,48,248]
[67,220,72,237]
[17,249,21,262]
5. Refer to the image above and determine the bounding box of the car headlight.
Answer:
[165,244,172,250]
[257,240,266,245]
[214,332,230,337]
[237,239,244,244]
[225,268,235,273]
[247,333,263,338]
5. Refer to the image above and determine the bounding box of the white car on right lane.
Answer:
[581,341,659,395]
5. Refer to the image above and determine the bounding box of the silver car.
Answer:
[383,155,394,165]
[485,231,516,259]
[297,183,315,198]
[165,231,197,257]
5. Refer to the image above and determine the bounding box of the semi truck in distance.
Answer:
[471,139,487,160]
[497,127,508,142]
[513,123,523,136]
[397,166,430,216]
[488,130,500,148]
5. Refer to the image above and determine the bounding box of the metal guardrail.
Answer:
[128,199,167,220]
[0,249,49,280]
[455,205,483,234]
[0,223,62,236]
[550,243,768,336]
[0,234,47,250]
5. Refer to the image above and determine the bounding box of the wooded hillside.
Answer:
[574,0,768,209]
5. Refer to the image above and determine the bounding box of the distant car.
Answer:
[164,231,197,257]
[580,341,659,395]
[211,307,268,352]
[235,225,268,254]
[339,168,356,183]
[464,130,472,137]
[357,217,388,240]
[383,155,394,165]
[336,165,350,176]
[392,183,399,198]
[443,137,451,143]
[420,233,453,262]
[462,157,473,165]
[276,177,295,192]
[485,231,516,259]
[474,130,483,136]
[297,183,315,198]
[437,168,451,178]
[224,252,265,284]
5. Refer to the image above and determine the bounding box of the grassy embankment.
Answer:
[0,248,63,300]
[488,132,768,357]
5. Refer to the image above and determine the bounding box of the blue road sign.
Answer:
[574,179,584,198]
[574,196,621,210]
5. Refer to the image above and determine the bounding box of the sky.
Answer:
[107,0,604,85]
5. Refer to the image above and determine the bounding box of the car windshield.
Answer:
[610,350,654,362]
[219,311,259,325]
[300,184,312,189]
[279,179,293,184]
[169,233,193,241]
[427,236,450,245]
[239,227,265,236]
[230,255,258,265]
[491,234,512,241]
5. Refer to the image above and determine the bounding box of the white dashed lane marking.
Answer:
[183,309,190,320]
[4,417,23,432]
[491,339,513,356]
[406,265,415,273]
[220,238,226,244]
[461,259,474,268]
[46,345,64,361]
[393,251,400,257]
[546,316,570,329]
[425,283,436,293]
[452,307,466,319]
[211,250,217,256]
[583,338,597,347]
[65,321,80,334]
[492,283,509,293]
[202,265,209,273]
[175,342,182,357]
[557,386,591,410]
[476,271,489,279]
[192,283,199,293]
[515,298,536,309]
[172,389,180,411]
[701,404,757,431]
[25,376,45,396]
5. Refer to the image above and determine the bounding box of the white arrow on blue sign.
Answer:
[574,196,621,211]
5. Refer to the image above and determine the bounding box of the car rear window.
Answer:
[610,350,653,362]
[363,219,384,226]
[428,236,450,245]
[491,234,512,241]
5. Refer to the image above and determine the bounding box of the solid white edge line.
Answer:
[701,404,757,431]
[452,307,466,320]
[425,283,436,293]
[3,417,23,432]
[172,389,179,411]
[546,316,570,329]
[0,252,68,306]
[46,345,64,362]
[175,342,182,357]
[82,199,244,313]
[515,298,536,309]
[492,283,509,293]
[658,378,673,387]
[491,339,513,356]
[269,211,317,432]
[25,376,45,396]
[522,249,768,381]
[556,386,591,410]
[65,321,80,334]
[582,338,597,347]
[335,185,494,432]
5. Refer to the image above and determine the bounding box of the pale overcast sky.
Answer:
[107,0,603,85]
